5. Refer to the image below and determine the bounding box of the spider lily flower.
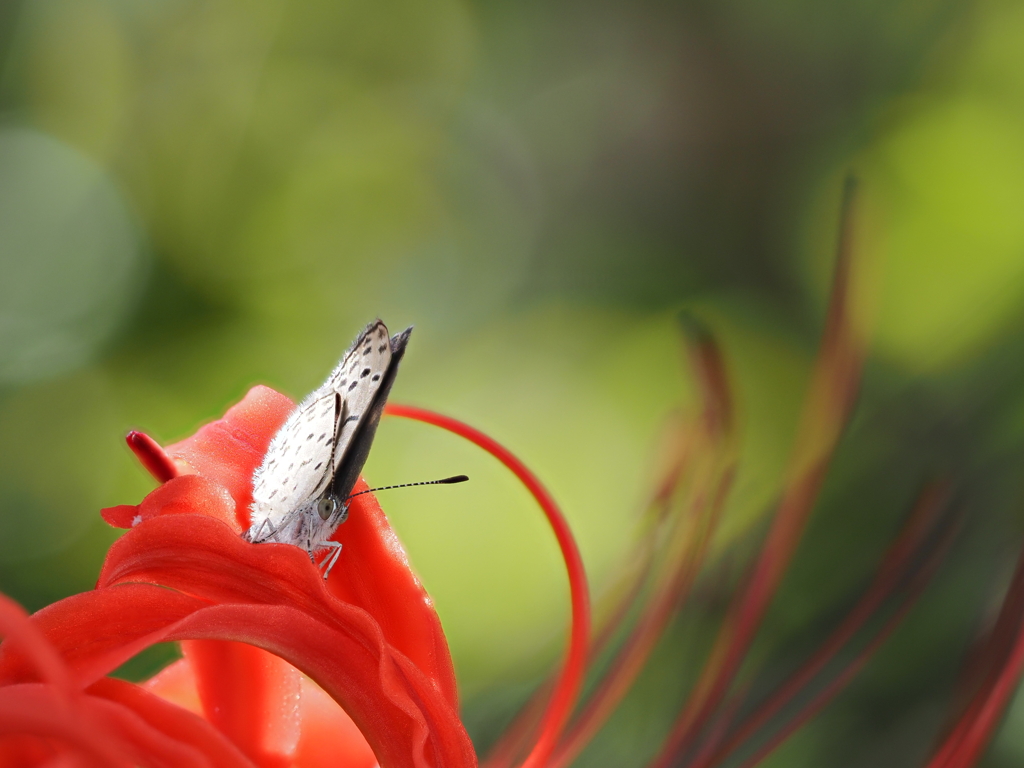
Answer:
[0,383,589,768]
[0,190,1022,768]
[0,385,478,767]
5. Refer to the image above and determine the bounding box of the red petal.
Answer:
[0,734,56,765]
[295,676,377,768]
[0,684,131,766]
[327,481,459,710]
[0,517,476,768]
[0,665,260,767]
[85,688,229,767]
[88,677,257,768]
[0,585,208,689]
[143,637,377,768]
[102,475,238,532]
[126,385,458,707]
[181,640,300,768]
[101,505,141,529]
[165,386,294,527]
[168,604,474,768]
[143,658,202,715]
[0,594,74,697]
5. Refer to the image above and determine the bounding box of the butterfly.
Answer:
[245,320,412,576]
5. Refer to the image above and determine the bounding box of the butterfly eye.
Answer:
[316,497,338,520]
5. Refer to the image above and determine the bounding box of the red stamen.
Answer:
[549,467,734,768]
[733,574,933,768]
[924,539,1024,768]
[508,315,736,768]
[483,482,671,768]
[692,482,951,768]
[126,431,180,483]
[384,404,592,768]
[650,175,865,767]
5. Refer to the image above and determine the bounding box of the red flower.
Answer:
[0,182,1021,768]
[0,386,480,768]
[0,385,590,768]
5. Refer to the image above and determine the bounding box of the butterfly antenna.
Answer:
[345,475,469,500]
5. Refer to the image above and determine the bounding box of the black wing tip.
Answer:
[390,325,413,354]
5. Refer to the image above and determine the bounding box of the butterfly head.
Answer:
[315,494,349,523]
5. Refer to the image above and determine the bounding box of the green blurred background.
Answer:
[3,0,1024,765]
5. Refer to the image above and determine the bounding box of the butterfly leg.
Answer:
[248,517,278,543]
[318,541,343,580]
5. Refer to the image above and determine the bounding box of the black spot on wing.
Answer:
[360,368,371,378]
[371,374,380,382]
[348,381,358,391]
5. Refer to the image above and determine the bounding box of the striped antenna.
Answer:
[344,475,469,500]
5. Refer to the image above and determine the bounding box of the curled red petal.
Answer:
[168,603,473,768]
[118,384,458,707]
[7,593,474,768]
[326,479,459,710]
[0,516,476,768]
[0,585,208,689]
[102,497,458,709]
[165,386,294,526]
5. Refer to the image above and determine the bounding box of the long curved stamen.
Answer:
[650,175,866,768]
[384,404,592,768]
[690,482,951,768]
[126,430,180,483]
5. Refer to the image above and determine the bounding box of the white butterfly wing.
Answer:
[250,320,395,530]
[325,320,394,481]
[251,392,338,527]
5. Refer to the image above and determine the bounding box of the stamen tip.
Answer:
[126,429,180,483]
